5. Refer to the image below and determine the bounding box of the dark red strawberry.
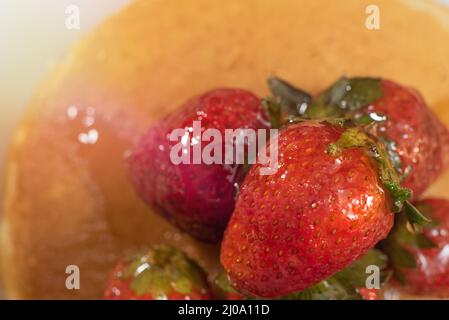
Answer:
[383,198,449,297]
[220,121,402,297]
[127,89,268,243]
[104,245,212,300]
[303,77,449,200]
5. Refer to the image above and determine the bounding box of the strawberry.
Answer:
[127,89,268,243]
[302,77,449,199]
[217,248,389,300]
[104,245,212,300]
[382,198,449,297]
[220,121,402,297]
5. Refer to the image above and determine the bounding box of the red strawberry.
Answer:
[104,245,212,300]
[304,77,449,200]
[354,80,449,199]
[384,198,449,297]
[220,121,399,298]
[127,89,268,243]
[217,248,389,300]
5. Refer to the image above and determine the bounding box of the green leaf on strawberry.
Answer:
[261,97,282,129]
[125,245,208,298]
[378,137,403,176]
[306,77,383,119]
[403,201,432,231]
[131,267,171,297]
[379,209,437,285]
[267,77,312,116]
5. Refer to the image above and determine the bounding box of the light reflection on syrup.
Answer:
[67,105,78,119]
[65,105,100,145]
[78,129,99,145]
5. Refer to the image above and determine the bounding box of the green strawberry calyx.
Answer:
[379,205,437,284]
[267,77,312,117]
[265,76,383,121]
[306,77,383,119]
[261,97,283,129]
[119,245,208,299]
[262,77,313,129]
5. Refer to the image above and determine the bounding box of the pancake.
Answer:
[2,0,449,299]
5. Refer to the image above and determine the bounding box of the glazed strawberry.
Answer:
[304,77,449,199]
[104,245,212,300]
[220,121,401,297]
[217,249,389,300]
[127,89,268,243]
[353,80,449,198]
[383,198,449,297]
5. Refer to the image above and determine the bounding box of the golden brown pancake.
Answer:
[2,0,449,299]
